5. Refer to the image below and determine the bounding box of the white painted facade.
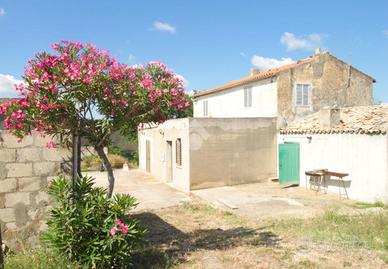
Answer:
[139,119,191,192]
[279,133,388,202]
[193,79,277,118]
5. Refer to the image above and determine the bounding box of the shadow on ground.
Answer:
[131,212,281,268]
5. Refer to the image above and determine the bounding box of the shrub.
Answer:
[43,176,146,268]
[109,146,124,156]
[81,154,128,171]
[108,153,128,169]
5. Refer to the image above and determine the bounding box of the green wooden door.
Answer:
[278,142,300,185]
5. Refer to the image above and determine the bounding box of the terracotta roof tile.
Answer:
[280,104,388,135]
[193,56,316,98]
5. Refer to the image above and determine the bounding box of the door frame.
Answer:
[145,140,151,173]
[166,140,173,182]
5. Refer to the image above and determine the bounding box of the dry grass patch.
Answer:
[131,201,387,268]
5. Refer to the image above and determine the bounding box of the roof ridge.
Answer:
[193,55,316,98]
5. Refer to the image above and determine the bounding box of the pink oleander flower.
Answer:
[115,219,123,226]
[46,140,56,149]
[170,88,179,96]
[141,78,153,88]
[110,226,118,236]
[121,223,129,235]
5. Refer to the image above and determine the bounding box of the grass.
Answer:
[273,209,388,250]
[4,202,388,268]
[353,201,387,209]
[4,248,82,269]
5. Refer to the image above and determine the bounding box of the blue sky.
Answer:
[0,0,387,101]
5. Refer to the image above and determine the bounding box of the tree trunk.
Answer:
[72,131,82,190]
[95,146,115,197]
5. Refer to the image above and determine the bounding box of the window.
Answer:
[203,100,208,117]
[244,87,252,107]
[176,138,182,166]
[296,84,311,106]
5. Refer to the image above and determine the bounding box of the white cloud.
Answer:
[127,53,135,63]
[153,21,176,33]
[0,74,23,96]
[0,8,5,16]
[383,30,388,38]
[176,74,189,88]
[251,55,294,71]
[280,32,325,51]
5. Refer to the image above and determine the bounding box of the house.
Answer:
[138,117,277,192]
[138,49,386,201]
[279,104,388,202]
[192,49,375,127]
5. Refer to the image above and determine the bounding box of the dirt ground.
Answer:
[89,169,387,268]
[133,201,387,269]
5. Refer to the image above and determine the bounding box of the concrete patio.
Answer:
[86,169,191,211]
[87,169,355,219]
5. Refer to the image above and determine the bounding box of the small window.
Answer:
[244,87,252,107]
[296,84,311,106]
[176,138,182,166]
[203,100,208,117]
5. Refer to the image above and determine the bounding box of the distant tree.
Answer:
[0,41,190,197]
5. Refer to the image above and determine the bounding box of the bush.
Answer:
[108,153,128,169]
[81,154,129,171]
[43,176,146,268]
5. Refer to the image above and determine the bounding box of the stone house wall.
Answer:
[0,129,70,248]
[277,52,374,126]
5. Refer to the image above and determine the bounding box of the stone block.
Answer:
[5,163,33,178]
[18,177,42,192]
[16,148,42,162]
[4,192,31,208]
[35,191,50,205]
[5,222,17,230]
[0,194,5,208]
[32,132,55,147]
[0,163,7,180]
[0,148,16,162]
[33,162,59,176]
[1,133,33,148]
[27,208,40,220]
[0,178,17,193]
[14,203,28,226]
[0,208,16,222]
[42,148,71,162]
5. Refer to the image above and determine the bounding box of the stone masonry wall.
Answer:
[277,51,374,127]
[0,130,70,248]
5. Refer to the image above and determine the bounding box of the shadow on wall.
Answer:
[131,212,281,268]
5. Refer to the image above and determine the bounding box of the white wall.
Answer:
[279,133,388,202]
[193,79,277,118]
[138,119,191,192]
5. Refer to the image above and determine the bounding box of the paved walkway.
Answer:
[85,169,191,211]
[193,181,354,219]
[87,169,354,219]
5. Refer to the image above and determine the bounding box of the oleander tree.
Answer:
[0,41,190,197]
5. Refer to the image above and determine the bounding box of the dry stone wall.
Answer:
[0,130,70,248]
